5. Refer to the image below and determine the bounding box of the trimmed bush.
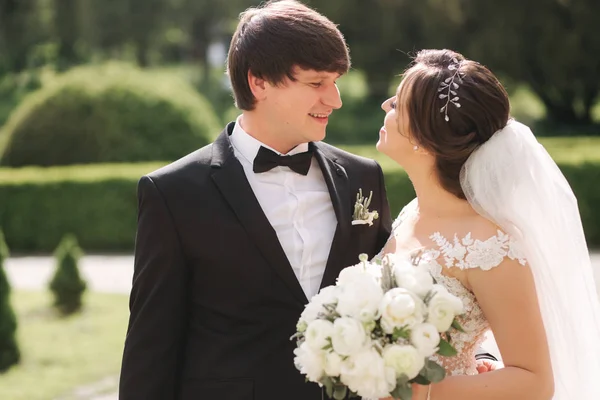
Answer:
[49,235,87,315]
[1,158,600,252]
[0,63,221,167]
[0,230,20,372]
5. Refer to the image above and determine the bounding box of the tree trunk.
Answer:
[190,17,209,65]
[54,0,80,70]
[135,38,149,67]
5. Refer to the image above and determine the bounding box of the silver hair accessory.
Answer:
[438,57,465,122]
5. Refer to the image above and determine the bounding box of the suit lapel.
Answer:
[312,143,353,290]
[210,125,308,304]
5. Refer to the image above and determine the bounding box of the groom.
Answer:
[118,1,392,399]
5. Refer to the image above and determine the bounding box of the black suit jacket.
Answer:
[119,123,393,400]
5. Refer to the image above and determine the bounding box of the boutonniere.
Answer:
[352,189,379,226]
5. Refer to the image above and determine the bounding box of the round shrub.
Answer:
[0,63,221,166]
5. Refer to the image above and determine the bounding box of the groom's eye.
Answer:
[310,82,323,88]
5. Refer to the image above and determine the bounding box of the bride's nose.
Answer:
[381,97,392,111]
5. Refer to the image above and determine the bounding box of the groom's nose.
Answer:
[322,83,342,109]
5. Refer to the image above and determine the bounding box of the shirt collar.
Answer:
[230,115,310,164]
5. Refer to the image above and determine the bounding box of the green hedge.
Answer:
[1,160,599,252]
[0,63,220,167]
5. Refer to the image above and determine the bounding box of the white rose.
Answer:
[298,286,338,329]
[331,317,369,356]
[305,319,334,352]
[410,323,440,357]
[337,263,381,286]
[427,285,464,332]
[293,342,325,383]
[383,344,425,380]
[340,348,396,399]
[336,277,383,322]
[324,351,343,377]
[394,263,434,297]
[379,288,425,334]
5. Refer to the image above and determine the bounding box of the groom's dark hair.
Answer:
[227,0,350,110]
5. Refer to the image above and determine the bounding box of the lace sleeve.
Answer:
[429,230,527,271]
[392,198,418,231]
[373,198,418,261]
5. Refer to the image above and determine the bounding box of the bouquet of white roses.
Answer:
[292,253,465,400]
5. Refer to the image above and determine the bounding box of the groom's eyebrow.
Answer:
[306,72,343,80]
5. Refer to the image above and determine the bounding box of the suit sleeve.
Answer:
[119,175,189,400]
[374,160,392,253]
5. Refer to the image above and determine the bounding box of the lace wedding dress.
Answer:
[381,199,526,377]
[370,120,600,398]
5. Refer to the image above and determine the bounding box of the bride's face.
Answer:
[376,85,415,165]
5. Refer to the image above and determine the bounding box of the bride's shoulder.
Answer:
[429,215,527,271]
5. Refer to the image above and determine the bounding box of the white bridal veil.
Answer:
[460,119,600,399]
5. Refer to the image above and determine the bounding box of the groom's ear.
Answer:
[248,71,268,102]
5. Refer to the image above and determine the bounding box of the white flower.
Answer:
[465,237,505,270]
[324,351,343,377]
[410,323,440,357]
[394,262,434,297]
[383,344,425,380]
[331,317,369,356]
[293,342,326,383]
[298,286,338,329]
[337,262,381,286]
[427,285,464,332]
[305,319,334,352]
[336,275,383,322]
[379,288,425,334]
[340,348,396,399]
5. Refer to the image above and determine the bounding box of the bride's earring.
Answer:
[413,145,419,151]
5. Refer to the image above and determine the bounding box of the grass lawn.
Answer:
[0,290,129,400]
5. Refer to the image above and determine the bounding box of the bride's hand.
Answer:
[411,384,429,400]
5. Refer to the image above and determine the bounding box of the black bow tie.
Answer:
[252,146,313,175]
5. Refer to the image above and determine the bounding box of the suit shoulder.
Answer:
[317,142,380,170]
[143,143,214,184]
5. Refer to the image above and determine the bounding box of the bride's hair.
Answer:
[397,49,510,199]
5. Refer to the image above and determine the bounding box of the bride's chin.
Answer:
[376,139,388,152]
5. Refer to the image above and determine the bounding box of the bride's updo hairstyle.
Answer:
[397,49,510,199]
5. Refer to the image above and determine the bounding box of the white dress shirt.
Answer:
[229,117,337,300]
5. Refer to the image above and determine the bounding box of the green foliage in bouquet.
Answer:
[0,230,20,372]
[49,234,87,315]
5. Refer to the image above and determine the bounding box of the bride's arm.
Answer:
[416,257,554,400]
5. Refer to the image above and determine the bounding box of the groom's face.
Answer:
[262,67,343,146]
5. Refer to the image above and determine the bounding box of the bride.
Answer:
[375,49,600,399]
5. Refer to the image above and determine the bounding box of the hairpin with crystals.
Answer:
[438,57,465,122]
